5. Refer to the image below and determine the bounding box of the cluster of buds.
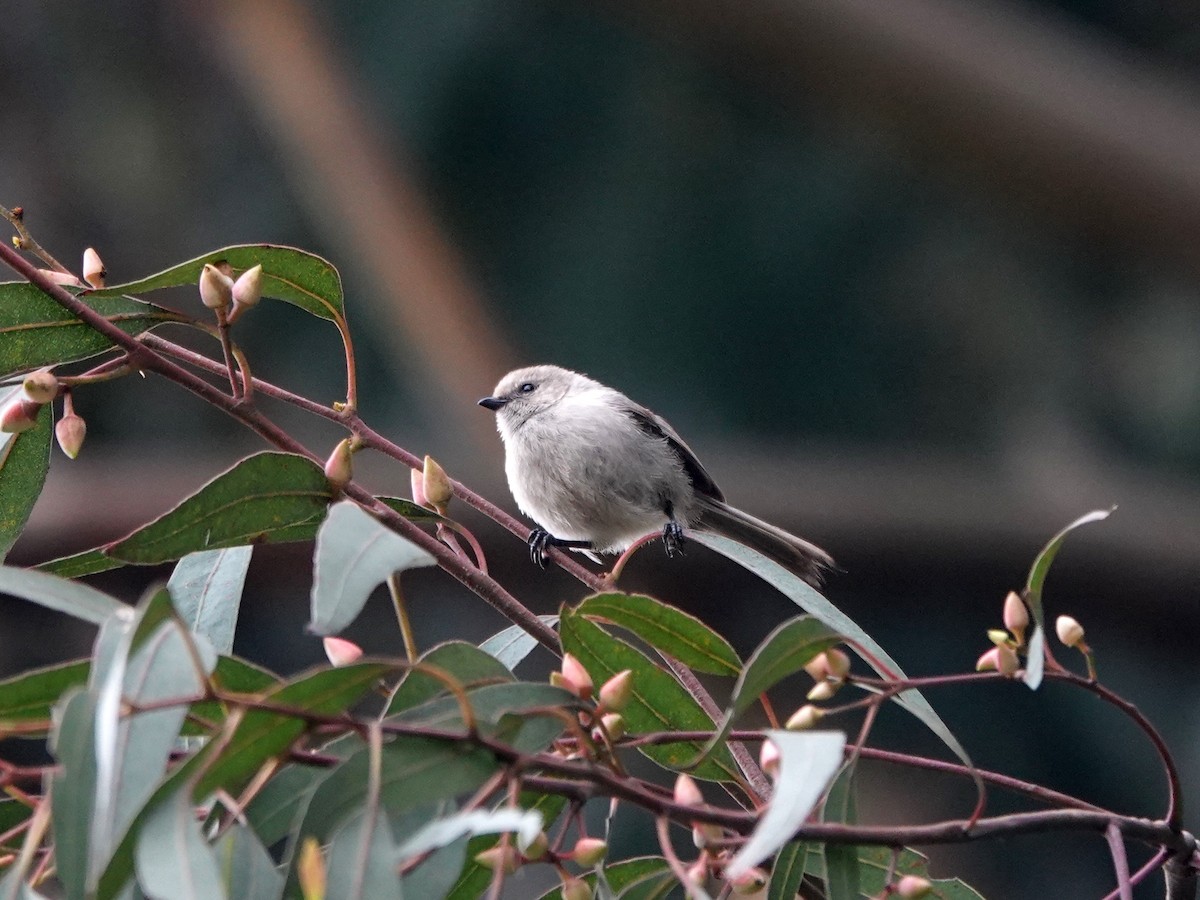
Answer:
[550,655,633,747]
[473,832,607,898]
[410,455,453,515]
[673,774,766,894]
[976,591,1028,677]
[804,647,851,701]
[199,262,263,322]
[2,371,86,456]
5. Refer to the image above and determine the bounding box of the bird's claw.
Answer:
[662,521,685,558]
[528,529,552,568]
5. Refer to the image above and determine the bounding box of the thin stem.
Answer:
[214,306,240,398]
[387,573,419,664]
[0,205,69,273]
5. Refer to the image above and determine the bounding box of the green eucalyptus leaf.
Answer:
[386,641,514,715]
[134,781,225,900]
[1021,508,1112,690]
[576,593,741,676]
[214,824,285,899]
[395,682,573,753]
[309,500,435,635]
[445,794,566,900]
[560,607,739,782]
[49,688,99,900]
[768,842,809,900]
[0,658,89,729]
[89,244,345,323]
[0,282,183,379]
[0,388,50,561]
[326,812,399,900]
[168,546,253,655]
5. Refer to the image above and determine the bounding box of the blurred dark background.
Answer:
[3,0,1200,895]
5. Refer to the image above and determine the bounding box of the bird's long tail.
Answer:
[695,496,834,589]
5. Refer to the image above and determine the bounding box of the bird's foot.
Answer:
[527,529,594,568]
[662,521,685,558]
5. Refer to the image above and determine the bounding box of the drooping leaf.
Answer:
[691,533,976,781]
[88,244,345,323]
[49,688,99,900]
[724,731,846,880]
[386,640,515,715]
[1021,509,1113,690]
[134,781,226,900]
[0,565,124,624]
[560,607,739,782]
[309,500,436,635]
[39,453,332,575]
[168,546,253,655]
[692,616,840,767]
[477,616,558,672]
[576,593,741,676]
[214,824,285,899]
[0,282,184,379]
[0,387,50,561]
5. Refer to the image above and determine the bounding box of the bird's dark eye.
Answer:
[518,382,536,394]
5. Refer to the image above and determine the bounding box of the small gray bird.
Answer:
[479,365,834,587]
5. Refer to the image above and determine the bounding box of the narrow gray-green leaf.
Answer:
[576,593,741,676]
[386,641,514,716]
[1021,508,1112,690]
[767,842,808,900]
[692,533,976,779]
[50,688,99,900]
[134,783,226,900]
[326,812,399,900]
[0,565,124,624]
[400,837,468,900]
[214,824,285,899]
[0,386,50,561]
[309,500,436,635]
[397,808,543,859]
[478,616,558,671]
[168,546,252,655]
[724,731,846,879]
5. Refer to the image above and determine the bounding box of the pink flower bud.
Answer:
[323,438,353,491]
[692,822,722,848]
[232,264,263,308]
[82,247,106,288]
[673,773,703,807]
[760,739,780,778]
[0,398,40,434]
[804,648,850,683]
[323,636,363,667]
[976,644,1018,677]
[594,712,625,742]
[896,875,933,898]
[570,837,607,866]
[199,263,233,310]
[1003,591,1029,645]
[807,680,838,702]
[55,413,86,459]
[36,268,84,286]
[598,669,633,712]
[522,831,548,861]
[1055,615,1085,649]
[785,704,824,730]
[410,466,428,508]
[553,653,593,700]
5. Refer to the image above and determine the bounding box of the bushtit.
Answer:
[479,365,833,587]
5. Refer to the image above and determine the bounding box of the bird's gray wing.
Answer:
[623,404,725,502]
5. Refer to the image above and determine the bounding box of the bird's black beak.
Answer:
[478,396,507,411]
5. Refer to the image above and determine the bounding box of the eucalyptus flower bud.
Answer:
[561,877,593,900]
[806,680,838,702]
[1055,615,1085,649]
[729,867,768,894]
[570,837,608,866]
[82,247,106,288]
[1003,591,1029,645]
[323,636,363,667]
[36,268,84,286]
[976,644,1018,677]
[598,669,633,712]
[673,773,703,807]
[896,875,933,898]
[55,412,86,459]
[232,264,264,308]
[550,653,593,700]
[421,455,453,513]
[323,438,354,492]
[595,712,625,742]
[805,648,850,683]
[522,831,548,861]
[0,398,40,434]
[759,739,780,778]
[410,467,428,508]
[199,263,234,310]
[473,845,518,874]
[785,704,824,730]
[22,370,58,404]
